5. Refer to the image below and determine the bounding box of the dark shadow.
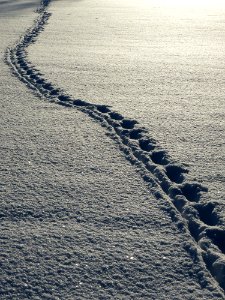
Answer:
[165,164,188,184]
[180,182,208,202]
[195,202,219,226]
[207,229,225,255]
[150,150,169,165]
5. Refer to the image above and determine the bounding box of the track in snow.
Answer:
[5,0,225,293]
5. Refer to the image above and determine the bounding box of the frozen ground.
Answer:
[1,0,225,299]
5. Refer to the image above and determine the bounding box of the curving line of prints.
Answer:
[5,0,225,295]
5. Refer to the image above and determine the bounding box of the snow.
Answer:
[30,0,225,210]
[0,0,225,299]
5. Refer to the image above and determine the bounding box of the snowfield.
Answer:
[0,0,225,299]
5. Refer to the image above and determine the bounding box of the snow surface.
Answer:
[1,0,225,299]
[29,0,225,217]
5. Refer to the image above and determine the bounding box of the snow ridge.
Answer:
[5,0,225,294]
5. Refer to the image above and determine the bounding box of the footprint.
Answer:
[50,89,60,96]
[109,112,123,121]
[180,182,208,202]
[73,99,89,106]
[139,138,155,152]
[129,129,144,140]
[150,150,169,165]
[58,95,70,102]
[194,202,219,226]
[96,105,110,113]
[165,164,188,184]
[121,119,137,129]
[43,83,53,91]
[206,228,225,254]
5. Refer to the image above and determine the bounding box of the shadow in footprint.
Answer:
[195,203,219,226]
[139,138,155,152]
[129,129,144,140]
[109,112,123,121]
[96,105,110,113]
[165,164,188,184]
[58,95,70,102]
[73,99,89,107]
[206,229,225,254]
[121,119,137,129]
[180,183,208,202]
[150,150,169,165]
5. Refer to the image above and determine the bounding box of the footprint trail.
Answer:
[5,0,225,293]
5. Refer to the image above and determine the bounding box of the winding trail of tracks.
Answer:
[5,0,225,294]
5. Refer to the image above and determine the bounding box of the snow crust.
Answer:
[1,0,225,299]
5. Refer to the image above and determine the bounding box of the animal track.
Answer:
[5,0,225,294]
[206,229,225,255]
[180,182,208,202]
[165,164,188,184]
[139,138,156,152]
[150,150,169,165]
[195,202,220,226]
